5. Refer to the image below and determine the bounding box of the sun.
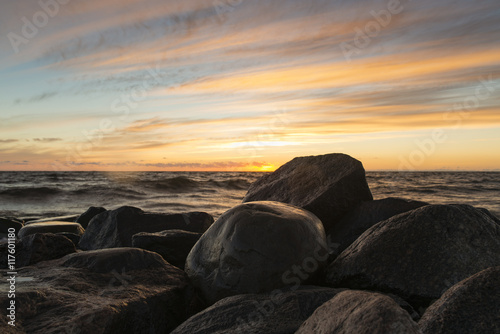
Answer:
[259,164,275,172]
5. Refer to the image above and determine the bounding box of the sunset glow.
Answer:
[1,0,499,171]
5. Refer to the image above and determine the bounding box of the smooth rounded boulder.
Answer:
[419,266,500,334]
[296,290,421,334]
[185,201,329,304]
[18,222,85,238]
[79,206,213,250]
[243,153,373,232]
[326,205,500,308]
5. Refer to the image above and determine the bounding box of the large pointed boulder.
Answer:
[243,153,373,232]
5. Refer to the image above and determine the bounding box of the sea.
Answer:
[0,171,499,220]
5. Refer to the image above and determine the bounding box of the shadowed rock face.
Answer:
[15,233,76,267]
[18,222,85,239]
[185,201,328,304]
[296,290,422,334]
[0,248,195,334]
[419,266,500,334]
[78,206,213,250]
[171,286,345,334]
[327,198,429,257]
[243,153,373,233]
[132,229,202,269]
[0,217,23,235]
[326,204,500,309]
[76,206,107,229]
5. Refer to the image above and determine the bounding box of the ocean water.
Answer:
[0,171,498,220]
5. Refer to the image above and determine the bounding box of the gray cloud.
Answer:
[14,92,57,105]
[33,138,63,143]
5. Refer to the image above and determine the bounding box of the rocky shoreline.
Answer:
[1,153,499,333]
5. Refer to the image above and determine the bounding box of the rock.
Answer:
[76,206,106,228]
[419,266,500,334]
[25,214,79,224]
[326,205,500,309]
[14,233,77,267]
[478,207,500,224]
[62,247,168,273]
[296,290,422,334]
[56,232,81,246]
[18,222,85,239]
[328,198,428,257]
[0,248,195,333]
[0,217,24,235]
[132,229,202,269]
[171,286,345,334]
[243,153,373,232]
[185,201,328,304]
[79,206,213,250]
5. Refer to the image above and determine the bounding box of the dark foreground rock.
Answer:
[185,201,328,304]
[79,206,213,250]
[419,266,500,334]
[296,290,422,334]
[56,232,81,246]
[132,229,202,269]
[171,286,345,334]
[18,222,85,239]
[0,248,195,333]
[14,233,76,268]
[328,198,428,257]
[0,217,24,235]
[76,206,107,228]
[243,153,373,232]
[326,204,500,309]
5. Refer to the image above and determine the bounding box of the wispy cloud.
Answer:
[33,138,63,143]
[1,0,499,170]
[14,92,57,105]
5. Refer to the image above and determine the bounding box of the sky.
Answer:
[0,0,499,171]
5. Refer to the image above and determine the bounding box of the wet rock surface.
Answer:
[0,248,195,334]
[18,222,85,239]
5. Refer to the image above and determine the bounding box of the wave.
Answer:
[144,177,200,192]
[0,187,62,198]
[206,178,251,190]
